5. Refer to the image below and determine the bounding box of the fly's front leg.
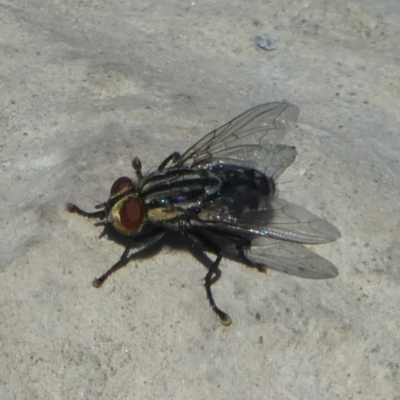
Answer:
[205,253,231,326]
[66,203,106,219]
[158,152,181,172]
[132,157,143,181]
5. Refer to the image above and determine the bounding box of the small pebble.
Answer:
[255,33,276,51]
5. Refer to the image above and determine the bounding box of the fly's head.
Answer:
[103,176,145,236]
[67,157,146,237]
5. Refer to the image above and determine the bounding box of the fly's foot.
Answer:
[204,253,233,326]
[255,265,267,273]
[92,277,105,288]
[218,311,232,326]
[238,248,267,273]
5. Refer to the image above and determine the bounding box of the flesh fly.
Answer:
[67,102,340,325]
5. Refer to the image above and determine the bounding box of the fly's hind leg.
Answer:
[204,253,232,326]
[237,247,267,274]
[186,231,232,326]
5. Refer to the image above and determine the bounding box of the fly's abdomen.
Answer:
[141,168,222,224]
[211,165,276,215]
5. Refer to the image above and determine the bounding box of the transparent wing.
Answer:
[195,197,341,244]
[203,144,297,180]
[191,228,338,279]
[172,102,299,174]
[245,237,338,279]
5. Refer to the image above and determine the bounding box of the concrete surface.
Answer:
[1,1,399,399]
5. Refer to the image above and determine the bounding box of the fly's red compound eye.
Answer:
[110,176,133,196]
[119,197,143,231]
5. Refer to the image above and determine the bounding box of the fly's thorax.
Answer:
[141,168,222,224]
[107,176,146,235]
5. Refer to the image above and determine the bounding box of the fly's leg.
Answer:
[132,157,143,181]
[186,231,232,325]
[93,230,165,287]
[204,253,232,326]
[237,247,267,273]
[158,152,181,172]
[66,203,106,219]
[92,246,131,287]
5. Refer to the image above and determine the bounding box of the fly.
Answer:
[67,102,340,326]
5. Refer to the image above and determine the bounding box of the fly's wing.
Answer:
[205,144,297,180]
[245,237,338,279]
[171,102,299,178]
[191,228,338,279]
[241,198,340,244]
[195,197,340,244]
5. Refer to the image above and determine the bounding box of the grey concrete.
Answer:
[1,1,399,399]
